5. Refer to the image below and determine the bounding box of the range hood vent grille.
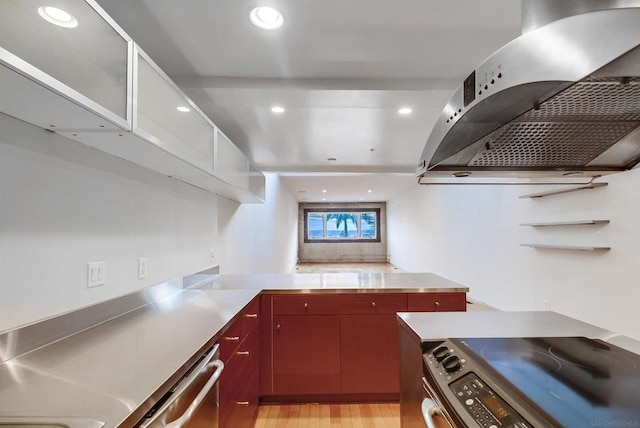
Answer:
[468,81,640,168]
[526,80,640,121]
[470,122,638,167]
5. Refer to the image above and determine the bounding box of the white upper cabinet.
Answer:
[0,0,131,130]
[0,0,265,203]
[136,52,214,174]
[215,129,250,191]
[249,164,267,201]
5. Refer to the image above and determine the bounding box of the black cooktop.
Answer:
[459,337,640,427]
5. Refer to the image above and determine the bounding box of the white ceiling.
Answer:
[96,0,522,202]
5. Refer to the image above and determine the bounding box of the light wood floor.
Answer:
[253,403,401,428]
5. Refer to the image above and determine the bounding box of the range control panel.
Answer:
[450,373,530,428]
[423,340,543,428]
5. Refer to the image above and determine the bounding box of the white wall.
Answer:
[387,171,640,340]
[0,114,220,332]
[218,173,298,274]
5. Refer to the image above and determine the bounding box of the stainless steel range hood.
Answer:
[418,2,640,183]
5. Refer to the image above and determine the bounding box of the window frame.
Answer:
[303,208,381,243]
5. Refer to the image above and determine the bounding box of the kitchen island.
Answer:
[0,270,467,428]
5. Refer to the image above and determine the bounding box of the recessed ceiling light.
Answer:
[38,6,78,28]
[398,107,413,115]
[298,190,307,193]
[176,106,191,113]
[271,106,285,113]
[367,189,373,193]
[322,189,327,193]
[322,198,326,201]
[249,7,283,30]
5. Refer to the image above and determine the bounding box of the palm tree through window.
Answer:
[304,208,380,243]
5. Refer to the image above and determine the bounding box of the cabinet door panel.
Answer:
[340,314,400,393]
[407,293,466,312]
[219,351,239,428]
[273,315,340,394]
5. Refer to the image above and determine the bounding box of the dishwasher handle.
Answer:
[140,344,224,428]
[165,359,224,428]
[421,398,445,428]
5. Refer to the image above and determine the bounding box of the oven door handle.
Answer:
[421,398,445,428]
[164,358,224,428]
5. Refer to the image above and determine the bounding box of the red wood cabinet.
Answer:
[219,297,260,428]
[261,291,466,400]
[272,314,341,394]
[221,329,259,428]
[340,293,407,394]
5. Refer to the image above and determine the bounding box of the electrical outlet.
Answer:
[209,248,216,260]
[87,262,106,288]
[543,300,551,310]
[138,257,148,280]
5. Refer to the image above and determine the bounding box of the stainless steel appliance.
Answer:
[421,337,640,427]
[418,1,640,182]
[136,344,224,428]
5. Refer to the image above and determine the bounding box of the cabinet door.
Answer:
[340,313,401,393]
[407,293,466,312]
[0,0,130,127]
[219,350,240,428]
[272,315,341,394]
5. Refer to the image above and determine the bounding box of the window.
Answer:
[304,208,380,243]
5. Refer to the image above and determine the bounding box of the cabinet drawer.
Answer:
[273,294,340,315]
[220,330,259,428]
[242,298,260,336]
[340,293,407,314]
[407,293,466,312]
[219,318,243,362]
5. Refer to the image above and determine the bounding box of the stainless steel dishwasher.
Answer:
[137,344,224,428]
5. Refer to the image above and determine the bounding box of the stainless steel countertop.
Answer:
[397,311,640,354]
[0,288,260,427]
[0,272,467,427]
[213,272,469,293]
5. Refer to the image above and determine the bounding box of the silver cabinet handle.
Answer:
[224,336,240,342]
[164,358,225,428]
[304,303,308,309]
[244,313,258,318]
[371,302,376,308]
[421,398,445,428]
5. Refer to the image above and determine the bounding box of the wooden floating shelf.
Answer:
[519,182,608,199]
[520,220,610,227]
[520,244,611,251]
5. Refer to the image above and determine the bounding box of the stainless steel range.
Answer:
[422,337,640,427]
